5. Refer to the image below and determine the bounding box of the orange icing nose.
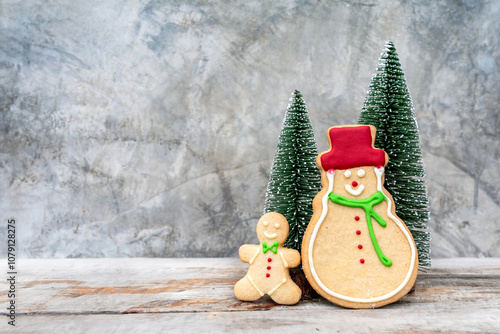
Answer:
[352,181,358,187]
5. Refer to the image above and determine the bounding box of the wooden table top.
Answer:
[1,257,499,333]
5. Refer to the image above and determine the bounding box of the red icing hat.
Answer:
[320,125,387,170]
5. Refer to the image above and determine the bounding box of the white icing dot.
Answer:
[344,170,351,178]
[357,169,366,178]
[275,223,280,229]
[263,221,269,227]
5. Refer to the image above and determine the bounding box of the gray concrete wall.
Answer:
[1,0,499,258]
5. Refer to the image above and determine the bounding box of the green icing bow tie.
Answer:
[262,241,279,254]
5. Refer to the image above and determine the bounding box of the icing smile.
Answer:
[264,232,277,239]
[345,184,365,196]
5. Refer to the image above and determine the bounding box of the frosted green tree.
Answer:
[264,90,321,252]
[358,41,431,270]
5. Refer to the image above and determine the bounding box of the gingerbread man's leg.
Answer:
[268,278,301,305]
[234,275,264,301]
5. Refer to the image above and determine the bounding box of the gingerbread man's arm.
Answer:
[279,248,301,268]
[239,244,260,263]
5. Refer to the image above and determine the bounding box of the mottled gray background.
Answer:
[1,0,499,259]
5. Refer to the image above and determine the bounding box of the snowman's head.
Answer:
[318,125,389,198]
[256,212,289,245]
[331,166,385,199]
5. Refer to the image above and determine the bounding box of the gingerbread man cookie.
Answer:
[234,212,302,305]
[301,125,419,309]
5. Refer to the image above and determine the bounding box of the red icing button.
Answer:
[267,266,271,270]
[360,259,365,264]
[358,244,363,249]
[355,216,360,221]
[356,230,361,235]
[268,258,272,262]
[376,165,383,169]
[266,273,270,278]
[352,181,358,187]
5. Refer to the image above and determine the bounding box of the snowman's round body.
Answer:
[302,125,419,309]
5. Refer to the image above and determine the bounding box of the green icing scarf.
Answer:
[328,191,393,267]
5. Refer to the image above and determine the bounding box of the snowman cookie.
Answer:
[302,125,418,309]
[234,212,302,305]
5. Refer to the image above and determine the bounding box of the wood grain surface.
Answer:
[0,258,499,333]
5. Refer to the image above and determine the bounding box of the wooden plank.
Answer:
[0,258,499,333]
[3,308,500,334]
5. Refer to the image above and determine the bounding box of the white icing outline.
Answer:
[264,232,277,239]
[268,278,287,295]
[345,184,365,196]
[247,274,264,297]
[279,251,288,268]
[249,246,261,265]
[308,168,416,303]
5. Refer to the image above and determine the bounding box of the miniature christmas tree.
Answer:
[358,41,431,270]
[264,90,322,252]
